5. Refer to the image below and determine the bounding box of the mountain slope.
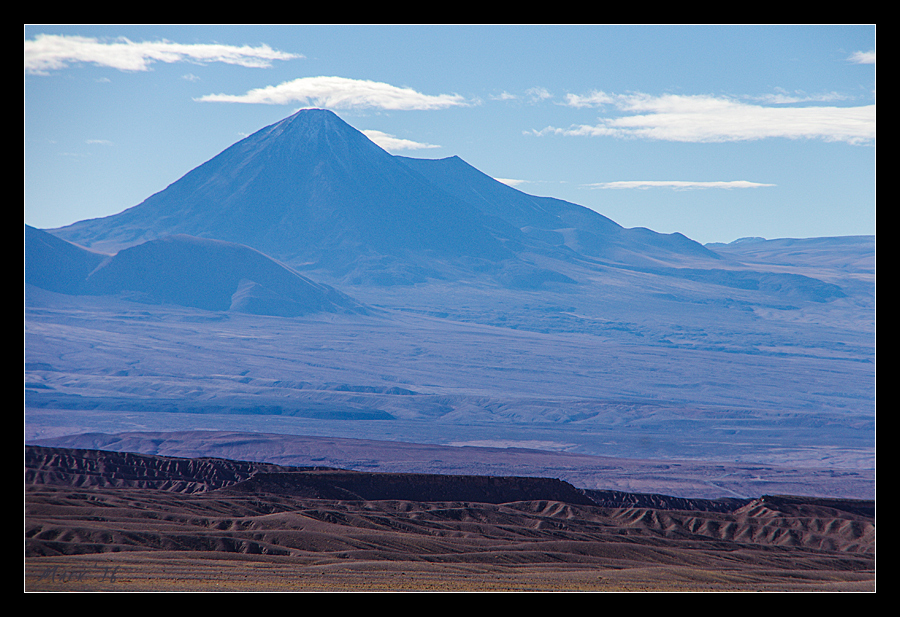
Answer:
[51,109,516,272]
[26,227,366,317]
[25,224,107,295]
[84,234,367,316]
[396,155,719,265]
[50,109,721,282]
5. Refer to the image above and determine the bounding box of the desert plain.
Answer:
[25,445,874,592]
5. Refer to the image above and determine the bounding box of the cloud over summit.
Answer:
[197,76,468,111]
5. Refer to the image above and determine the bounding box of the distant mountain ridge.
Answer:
[396,155,718,264]
[24,223,107,295]
[49,109,719,283]
[26,225,366,317]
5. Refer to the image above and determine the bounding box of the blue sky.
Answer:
[24,24,875,245]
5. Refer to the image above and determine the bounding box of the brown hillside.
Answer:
[24,446,875,591]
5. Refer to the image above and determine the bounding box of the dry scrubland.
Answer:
[24,553,877,592]
[25,447,874,592]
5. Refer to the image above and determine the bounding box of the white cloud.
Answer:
[539,92,875,145]
[362,130,440,152]
[586,180,776,190]
[494,177,527,187]
[526,87,553,102]
[747,89,850,105]
[197,76,468,110]
[848,50,875,64]
[24,34,299,74]
[563,90,614,108]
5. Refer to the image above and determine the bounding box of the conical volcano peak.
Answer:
[51,107,513,268]
[237,107,395,179]
[263,107,356,140]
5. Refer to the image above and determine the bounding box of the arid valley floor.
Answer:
[25,446,874,592]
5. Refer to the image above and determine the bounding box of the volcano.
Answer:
[52,109,516,270]
[49,109,716,281]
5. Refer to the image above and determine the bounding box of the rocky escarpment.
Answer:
[25,445,595,505]
[25,445,302,494]
[580,488,751,512]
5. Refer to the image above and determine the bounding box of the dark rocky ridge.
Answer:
[25,445,875,517]
[26,444,300,494]
[25,445,595,505]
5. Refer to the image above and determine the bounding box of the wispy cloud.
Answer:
[563,90,614,108]
[24,34,299,74]
[494,177,527,187]
[362,130,440,152]
[526,87,554,103]
[537,91,875,145]
[848,50,875,64]
[745,88,851,105]
[197,76,468,110]
[586,180,776,190]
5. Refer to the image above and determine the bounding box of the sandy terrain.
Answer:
[24,552,876,592]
